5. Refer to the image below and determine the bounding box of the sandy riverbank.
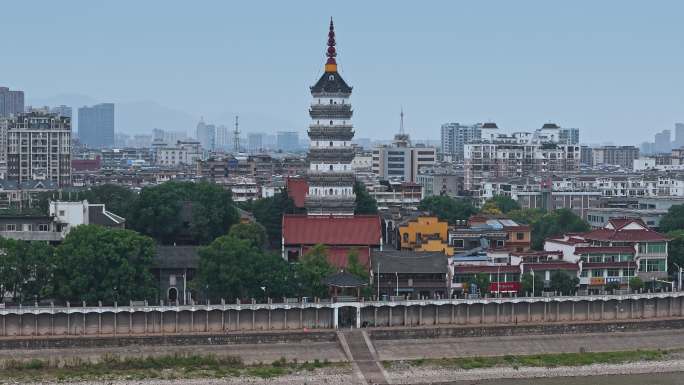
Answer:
[388,359,684,384]
[9,359,684,385]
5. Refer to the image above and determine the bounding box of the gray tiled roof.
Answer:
[153,245,200,269]
[371,250,447,274]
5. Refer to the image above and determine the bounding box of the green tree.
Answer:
[354,182,378,215]
[483,196,521,214]
[194,234,295,301]
[629,277,644,292]
[51,225,157,303]
[81,184,138,221]
[248,190,303,248]
[418,196,478,225]
[297,244,335,298]
[508,208,545,225]
[660,205,684,233]
[469,273,491,295]
[0,239,54,302]
[346,248,372,298]
[510,208,590,250]
[228,222,268,249]
[131,181,239,244]
[549,271,579,295]
[667,230,684,275]
[520,271,544,296]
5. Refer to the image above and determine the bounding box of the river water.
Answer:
[442,372,683,385]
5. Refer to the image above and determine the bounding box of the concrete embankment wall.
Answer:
[0,293,682,338]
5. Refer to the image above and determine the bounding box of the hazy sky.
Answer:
[2,1,683,144]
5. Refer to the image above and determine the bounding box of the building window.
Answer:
[5,224,16,231]
[516,232,525,240]
[329,165,333,171]
[329,141,333,147]
[38,224,49,232]
[452,239,464,248]
[591,269,603,277]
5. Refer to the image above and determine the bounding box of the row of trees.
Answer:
[35,182,240,246]
[193,223,369,302]
[0,225,156,304]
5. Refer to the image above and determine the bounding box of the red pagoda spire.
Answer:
[325,17,337,73]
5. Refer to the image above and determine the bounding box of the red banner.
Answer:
[489,281,521,292]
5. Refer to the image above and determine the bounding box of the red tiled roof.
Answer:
[608,218,639,230]
[286,177,308,208]
[584,228,669,242]
[302,246,371,269]
[454,265,520,274]
[575,246,635,255]
[583,262,633,269]
[522,262,579,272]
[282,214,382,246]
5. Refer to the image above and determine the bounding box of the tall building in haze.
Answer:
[674,123,684,149]
[195,119,216,151]
[440,123,482,161]
[277,131,299,152]
[78,103,114,148]
[0,87,25,118]
[654,130,671,153]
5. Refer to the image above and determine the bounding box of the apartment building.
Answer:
[464,123,580,191]
[1,111,71,186]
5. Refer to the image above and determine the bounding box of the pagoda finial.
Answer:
[325,17,337,73]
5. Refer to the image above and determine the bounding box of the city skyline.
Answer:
[2,1,684,144]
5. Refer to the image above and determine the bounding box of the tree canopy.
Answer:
[297,244,335,298]
[228,222,268,249]
[482,196,521,214]
[520,271,544,296]
[509,208,590,250]
[666,230,684,274]
[660,205,684,233]
[549,271,579,295]
[130,181,239,245]
[243,190,303,248]
[51,225,157,304]
[418,196,478,225]
[0,239,54,302]
[354,182,378,215]
[194,234,295,302]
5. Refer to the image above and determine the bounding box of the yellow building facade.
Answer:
[398,216,453,256]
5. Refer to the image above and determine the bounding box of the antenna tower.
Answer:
[233,115,240,153]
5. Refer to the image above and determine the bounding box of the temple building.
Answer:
[282,18,382,266]
[305,18,356,215]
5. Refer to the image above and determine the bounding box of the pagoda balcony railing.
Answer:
[309,124,353,130]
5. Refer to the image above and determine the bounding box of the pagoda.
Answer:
[305,18,356,216]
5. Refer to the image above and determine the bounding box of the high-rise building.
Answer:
[195,119,216,151]
[0,87,24,118]
[373,112,436,182]
[464,124,580,190]
[277,131,299,152]
[591,146,640,169]
[248,133,264,153]
[50,105,72,118]
[78,103,114,148]
[654,130,672,153]
[152,128,186,145]
[559,127,580,145]
[215,124,229,150]
[440,123,481,161]
[1,111,71,185]
[674,123,684,149]
[304,18,356,215]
